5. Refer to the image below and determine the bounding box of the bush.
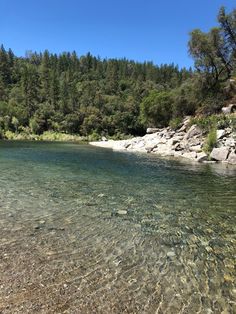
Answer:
[88,131,100,141]
[190,114,232,133]
[169,117,182,130]
[203,127,217,155]
[140,90,172,128]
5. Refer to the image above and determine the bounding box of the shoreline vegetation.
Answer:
[1,112,236,166]
[0,6,235,163]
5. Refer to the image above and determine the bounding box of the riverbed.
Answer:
[0,141,235,313]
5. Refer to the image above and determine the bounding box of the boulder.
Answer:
[145,143,157,152]
[182,151,197,160]
[222,104,236,114]
[146,128,159,134]
[196,152,208,162]
[227,152,236,165]
[185,125,202,140]
[216,129,226,140]
[177,124,187,132]
[210,147,230,161]
[224,137,235,148]
[172,136,183,145]
[189,145,202,153]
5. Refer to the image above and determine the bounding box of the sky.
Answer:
[0,0,235,68]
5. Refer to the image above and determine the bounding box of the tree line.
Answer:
[0,6,235,138]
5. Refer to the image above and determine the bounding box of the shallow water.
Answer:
[0,141,235,313]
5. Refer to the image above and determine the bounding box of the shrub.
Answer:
[140,90,172,128]
[169,117,182,130]
[190,114,232,133]
[203,127,217,155]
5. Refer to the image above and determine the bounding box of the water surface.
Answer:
[0,141,235,313]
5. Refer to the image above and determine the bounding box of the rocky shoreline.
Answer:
[90,117,236,165]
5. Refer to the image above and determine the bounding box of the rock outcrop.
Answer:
[210,147,230,161]
[90,117,236,165]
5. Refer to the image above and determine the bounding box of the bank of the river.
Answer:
[2,130,86,142]
[90,116,236,165]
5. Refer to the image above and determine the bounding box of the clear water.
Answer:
[0,141,235,313]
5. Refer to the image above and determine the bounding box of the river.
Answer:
[0,141,235,313]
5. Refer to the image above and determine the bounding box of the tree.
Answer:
[140,91,172,127]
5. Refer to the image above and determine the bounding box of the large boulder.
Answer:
[227,152,236,165]
[182,151,197,160]
[210,147,230,161]
[222,104,236,114]
[216,129,226,140]
[185,125,202,140]
[196,152,208,162]
[146,128,160,134]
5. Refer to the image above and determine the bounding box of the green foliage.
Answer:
[188,7,236,89]
[169,117,182,130]
[0,7,235,139]
[203,127,217,155]
[0,45,190,137]
[11,116,19,133]
[29,118,40,134]
[140,90,172,127]
[190,114,233,133]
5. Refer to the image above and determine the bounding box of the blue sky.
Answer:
[0,0,235,68]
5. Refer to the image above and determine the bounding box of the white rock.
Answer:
[210,147,230,161]
[146,128,159,134]
[216,129,226,140]
[196,152,208,162]
[167,251,176,258]
[185,125,202,140]
[189,145,202,153]
[182,151,197,160]
[117,210,127,215]
[227,152,236,165]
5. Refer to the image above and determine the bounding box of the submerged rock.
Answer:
[166,251,176,258]
[117,210,128,215]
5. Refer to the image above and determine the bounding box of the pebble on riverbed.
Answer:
[117,210,128,215]
[166,251,176,258]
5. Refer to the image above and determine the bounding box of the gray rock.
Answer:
[145,143,157,152]
[216,129,226,140]
[117,210,127,215]
[189,145,202,153]
[222,104,236,114]
[182,151,197,160]
[227,152,236,165]
[146,128,159,134]
[172,136,182,145]
[196,152,208,162]
[224,138,235,147]
[177,124,187,132]
[185,125,202,140]
[166,251,176,258]
[210,147,230,161]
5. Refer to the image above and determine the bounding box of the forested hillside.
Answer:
[0,6,235,139]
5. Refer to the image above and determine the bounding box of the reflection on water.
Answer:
[0,141,235,313]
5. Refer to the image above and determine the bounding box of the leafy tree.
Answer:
[140,91,172,127]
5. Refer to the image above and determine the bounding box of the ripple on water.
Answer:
[0,141,235,313]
